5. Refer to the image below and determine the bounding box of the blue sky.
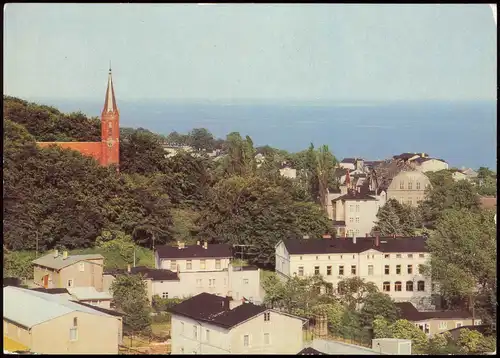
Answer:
[3,4,497,102]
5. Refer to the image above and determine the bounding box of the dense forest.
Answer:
[3,95,336,268]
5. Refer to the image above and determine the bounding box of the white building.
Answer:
[154,242,262,303]
[279,167,297,179]
[275,236,433,309]
[169,293,306,354]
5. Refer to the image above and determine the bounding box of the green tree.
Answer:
[372,316,393,339]
[390,319,429,354]
[360,292,399,328]
[373,199,420,236]
[337,277,378,310]
[316,145,337,213]
[188,128,215,152]
[110,274,152,334]
[95,230,136,266]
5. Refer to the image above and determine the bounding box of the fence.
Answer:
[305,326,373,349]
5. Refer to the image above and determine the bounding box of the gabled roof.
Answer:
[156,243,232,259]
[395,302,473,321]
[281,236,428,255]
[67,287,113,300]
[340,158,358,164]
[32,253,104,270]
[104,266,180,281]
[297,347,326,355]
[3,286,114,328]
[73,301,124,317]
[332,191,377,202]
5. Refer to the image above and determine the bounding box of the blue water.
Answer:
[32,99,497,169]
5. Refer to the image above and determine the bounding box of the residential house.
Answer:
[460,167,478,180]
[413,157,449,172]
[280,166,297,179]
[393,153,427,163]
[32,251,104,291]
[479,196,497,211]
[339,158,364,171]
[395,302,479,337]
[275,236,433,309]
[162,144,195,158]
[169,292,306,354]
[31,286,112,309]
[103,265,181,303]
[3,286,123,354]
[155,242,262,303]
[386,171,431,207]
[298,338,412,355]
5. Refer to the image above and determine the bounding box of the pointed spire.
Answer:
[103,65,118,114]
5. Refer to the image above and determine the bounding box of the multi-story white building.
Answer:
[154,242,262,303]
[412,158,449,173]
[169,293,306,354]
[275,236,433,309]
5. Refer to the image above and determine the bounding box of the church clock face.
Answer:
[107,138,113,148]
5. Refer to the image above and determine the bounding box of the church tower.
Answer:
[101,66,120,169]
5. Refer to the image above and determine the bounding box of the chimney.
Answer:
[352,236,357,244]
[127,264,131,273]
[375,235,380,247]
[366,233,368,237]
[197,240,200,246]
[62,251,68,260]
[53,249,59,258]
[322,234,331,239]
[203,241,208,250]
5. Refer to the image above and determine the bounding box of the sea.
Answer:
[32,99,497,169]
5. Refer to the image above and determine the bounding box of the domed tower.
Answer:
[101,65,120,170]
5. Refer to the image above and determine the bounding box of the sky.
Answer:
[3,3,497,102]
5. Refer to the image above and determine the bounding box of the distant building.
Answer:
[280,167,297,179]
[413,157,449,172]
[275,236,433,309]
[169,293,306,354]
[339,158,364,171]
[395,302,479,337]
[32,251,104,291]
[386,171,431,207]
[3,286,123,354]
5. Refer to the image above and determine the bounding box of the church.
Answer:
[37,68,120,169]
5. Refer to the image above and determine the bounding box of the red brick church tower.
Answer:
[37,66,120,170]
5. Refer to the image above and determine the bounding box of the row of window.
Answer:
[382,280,425,292]
[182,321,272,346]
[169,259,222,271]
[297,264,420,276]
[349,205,361,212]
[398,197,421,206]
[399,181,422,190]
[298,253,425,260]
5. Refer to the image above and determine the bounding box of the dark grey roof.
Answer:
[156,243,232,259]
[395,302,473,321]
[168,292,267,329]
[298,347,326,355]
[104,266,179,281]
[30,287,70,294]
[332,191,377,202]
[282,236,428,255]
[332,220,345,226]
[232,265,259,272]
[73,301,125,317]
[340,158,358,164]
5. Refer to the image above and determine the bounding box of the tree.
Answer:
[188,128,215,152]
[423,208,496,323]
[337,277,378,310]
[316,145,337,213]
[360,292,399,328]
[373,199,420,236]
[110,274,152,334]
[372,316,393,339]
[389,319,429,354]
[456,329,495,354]
[95,230,136,267]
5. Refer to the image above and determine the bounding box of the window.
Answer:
[209,279,216,287]
[243,334,249,347]
[170,260,177,271]
[396,265,401,274]
[264,333,270,345]
[298,266,304,276]
[417,281,425,291]
[355,205,360,212]
[340,255,343,259]
[264,312,270,321]
[73,317,78,327]
[327,266,332,276]
[205,329,210,343]
[243,278,249,285]
[67,279,74,287]
[355,217,360,223]
[400,181,404,189]
[416,197,421,202]
[181,322,184,333]
[384,254,390,259]
[196,279,202,287]
[416,182,421,190]
[316,256,319,260]
[408,265,413,274]
[215,259,221,270]
[78,262,85,272]
[396,254,402,258]
[186,260,192,270]
[408,182,413,190]
[314,266,320,275]
[350,205,354,212]
[193,325,198,339]
[180,348,184,353]
[408,198,413,206]
[383,282,391,292]
[69,327,78,341]
[456,322,463,328]
[384,265,390,275]
[395,281,402,291]
[162,292,168,299]
[408,254,413,259]
[328,256,330,260]
[406,281,414,291]
[419,253,425,258]
[351,265,356,275]
[300,256,303,260]
[200,260,206,270]
[349,217,354,223]
[439,321,448,330]
[339,266,344,275]
[368,265,374,275]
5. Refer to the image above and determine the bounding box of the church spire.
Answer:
[103,64,118,114]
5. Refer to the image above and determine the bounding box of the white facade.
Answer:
[386,171,431,207]
[414,159,449,173]
[171,309,304,354]
[275,239,433,309]
[279,167,297,179]
[452,171,468,182]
